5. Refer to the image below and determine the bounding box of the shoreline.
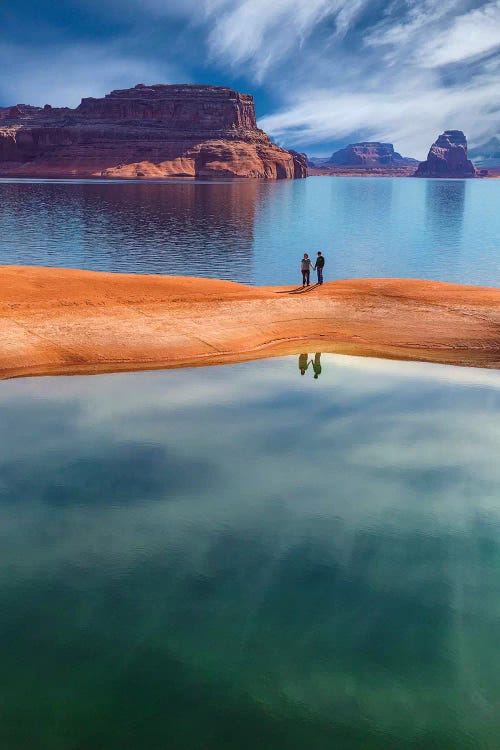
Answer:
[0,266,499,379]
[307,166,500,178]
[2,169,500,181]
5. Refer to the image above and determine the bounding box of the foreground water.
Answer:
[1,176,499,287]
[1,355,500,749]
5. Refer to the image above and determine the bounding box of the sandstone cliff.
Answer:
[0,84,307,180]
[415,130,476,178]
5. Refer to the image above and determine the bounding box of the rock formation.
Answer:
[415,130,476,177]
[287,149,308,178]
[1,266,499,378]
[0,84,307,179]
[327,142,418,167]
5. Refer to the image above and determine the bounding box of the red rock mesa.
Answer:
[0,84,307,180]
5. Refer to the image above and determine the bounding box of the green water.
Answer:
[1,355,500,749]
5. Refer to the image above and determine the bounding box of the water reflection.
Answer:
[1,356,499,747]
[313,352,322,378]
[0,180,259,281]
[298,352,309,374]
[425,179,466,248]
[333,174,394,218]
[1,176,499,287]
[298,352,322,378]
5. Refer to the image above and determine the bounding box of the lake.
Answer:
[1,176,499,286]
[1,176,500,748]
[1,355,500,749]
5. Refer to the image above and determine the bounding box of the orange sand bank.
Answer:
[0,266,499,379]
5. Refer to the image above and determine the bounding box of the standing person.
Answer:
[301,253,313,287]
[314,252,325,285]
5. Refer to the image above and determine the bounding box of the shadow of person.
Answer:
[298,353,309,375]
[312,353,322,379]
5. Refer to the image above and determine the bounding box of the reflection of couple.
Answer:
[299,353,322,379]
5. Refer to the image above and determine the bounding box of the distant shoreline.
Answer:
[1,266,498,379]
[308,166,500,178]
[1,169,499,181]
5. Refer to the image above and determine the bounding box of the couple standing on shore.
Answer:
[301,252,325,287]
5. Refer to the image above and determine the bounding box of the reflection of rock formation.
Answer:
[0,84,307,179]
[0,180,260,282]
[335,175,393,219]
[86,181,261,282]
[425,179,465,247]
[415,131,476,178]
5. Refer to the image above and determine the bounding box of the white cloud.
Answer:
[260,69,500,158]
[1,0,498,153]
[205,0,369,79]
[367,0,461,53]
[420,1,500,67]
[256,0,500,156]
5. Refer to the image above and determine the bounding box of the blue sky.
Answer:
[1,0,499,158]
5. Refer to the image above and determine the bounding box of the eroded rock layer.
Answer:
[415,130,477,178]
[1,266,499,379]
[0,84,307,179]
[327,142,418,167]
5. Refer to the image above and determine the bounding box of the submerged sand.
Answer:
[0,266,499,379]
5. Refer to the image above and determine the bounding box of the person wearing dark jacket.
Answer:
[314,252,325,284]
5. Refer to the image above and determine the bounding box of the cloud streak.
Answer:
[205,0,367,79]
[260,69,500,158]
[254,0,500,156]
[420,1,500,68]
[0,0,498,155]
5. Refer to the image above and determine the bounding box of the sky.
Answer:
[0,0,499,158]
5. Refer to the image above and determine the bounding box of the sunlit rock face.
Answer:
[0,84,307,180]
[415,130,477,178]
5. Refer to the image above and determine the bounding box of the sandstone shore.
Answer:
[0,266,499,379]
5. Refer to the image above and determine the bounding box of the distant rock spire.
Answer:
[415,130,476,178]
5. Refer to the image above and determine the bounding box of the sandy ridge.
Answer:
[0,265,499,378]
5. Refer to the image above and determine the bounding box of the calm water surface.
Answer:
[1,355,500,748]
[0,177,499,286]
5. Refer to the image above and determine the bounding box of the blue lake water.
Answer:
[1,176,500,748]
[1,355,500,749]
[0,176,499,287]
